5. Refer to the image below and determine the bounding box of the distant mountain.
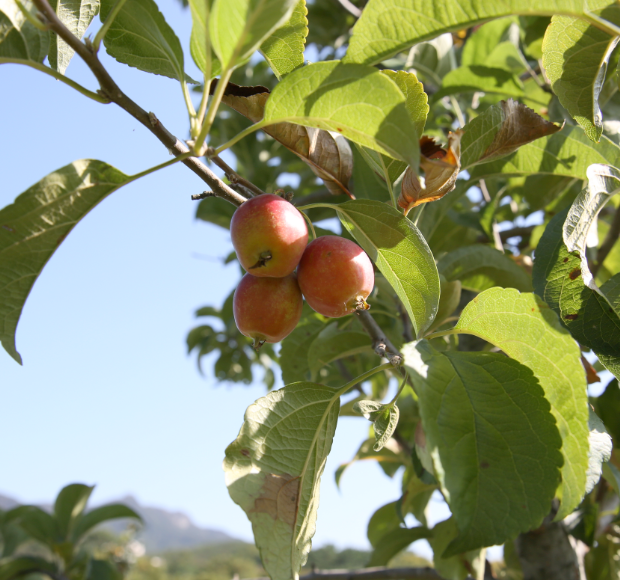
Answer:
[0,492,235,553]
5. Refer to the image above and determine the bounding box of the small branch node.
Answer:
[148,112,159,127]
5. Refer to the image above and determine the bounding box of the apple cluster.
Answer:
[230,194,374,348]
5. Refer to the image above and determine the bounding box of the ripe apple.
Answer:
[231,193,308,277]
[297,236,374,318]
[233,273,303,348]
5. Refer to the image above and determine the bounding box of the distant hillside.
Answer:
[0,492,235,553]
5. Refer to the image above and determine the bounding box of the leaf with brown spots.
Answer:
[398,130,462,214]
[224,382,340,580]
[461,99,562,168]
[220,88,353,196]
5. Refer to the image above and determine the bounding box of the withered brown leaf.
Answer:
[399,130,463,215]
[219,84,353,197]
[250,473,300,526]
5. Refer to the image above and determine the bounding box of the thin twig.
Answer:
[476,225,537,244]
[31,0,246,207]
[355,310,403,367]
[592,205,620,276]
[191,191,215,200]
[246,567,444,580]
[208,151,266,196]
[334,0,362,17]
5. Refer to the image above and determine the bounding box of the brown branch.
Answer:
[592,205,620,276]
[356,310,403,367]
[247,567,445,580]
[31,0,246,207]
[208,151,266,196]
[476,225,536,244]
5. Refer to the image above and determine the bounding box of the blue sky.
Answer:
[0,0,453,558]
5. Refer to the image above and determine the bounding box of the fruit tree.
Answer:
[1,0,620,579]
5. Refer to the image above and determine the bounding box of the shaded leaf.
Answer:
[426,278,461,333]
[54,483,94,541]
[433,65,524,101]
[461,99,562,168]
[48,0,99,73]
[367,502,401,548]
[221,89,353,196]
[224,382,339,580]
[429,519,485,580]
[453,287,590,520]
[262,61,420,168]
[353,400,399,451]
[367,526,432,567]
[543,14,620,142]
[307,323,372,378]
[260,0,307,79]
[469,125,620,181]
[100,0,194,82]
[71,504,142,544]
[0,160,130,364]
[209,0,297,70]
[0,556,59,580]
[602,273,620,313]
[355,145,407,188]
[188,0,221,78]
[195,195,236,229]
[437,245,533,292]
[11,506,58,548]
[86,559,122,580]
[400,470,436,528]
[533,207,620,381]
[405,341,563,555]
[279,310,326,384]
[586,409,612,495]
[343,0,619,66]
[0,0,49,61]
[335,438,403,487]
[335,200,440,337]
[461,18,518,68]
[399,132,462,214]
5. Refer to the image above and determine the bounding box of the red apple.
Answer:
[297,236,374,318]
[231,194,308,277]
[233,273,303,348]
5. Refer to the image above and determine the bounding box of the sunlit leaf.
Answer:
[210,0,297,70]
[405,340,563,555]
[0,160,130,364]
[453,287,590,520]
[461,99,562,168]
[433,65,524,100]
[335,200,440,337]
[367,526,432,566]
[260,0,307,79]
[543,14,620,142]
[429,519,485,580]
[224,382,339,580]
[586,409,612,494]
[380,69,428,137]
[48,0,99,73]
[188,0,221,78]
[353,400,399,451]
[335,438,403,487]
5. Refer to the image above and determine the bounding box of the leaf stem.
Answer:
[295,202,337,212]
[16,0,49,30]
[194,68,234,154]
[299,210,317,240]
[195,76,213,131]
[213,119,267,155]
[0,58,110,103]
[126,152,194,184]
[182,79,197,119]
[335,363,394,398]
[92,0,129,52]
[424,328,459,341]
[388,371,409,406]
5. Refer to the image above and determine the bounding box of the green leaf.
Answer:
[461,99,561,169]
[533,207,620,380]
[71,504,142,544]
[0,160,130,364]
[0,556,59,580]
[195,196,236,229]
[380,70,428,138]
[54,484,94,541]
[335,438,403,487]
[262,61,420,168]
[433,65,524,101]
[307,323,372,379]
[353,400,399,452]
[437,245,533,292]
[405,341,563,555]
[594,379,620,445]
[426,278,461,333]
[429,519,485,580]
[400,471,436,528]
[343,0,618,66]
[469,125,620,181]
[461,18,517,68]
[210,0,297,71]
[603,461,620,495]
[99,0,194,83]
[187,0,221,78]
[224,382,340,580]
[542,14,620,142]
[260,0,307,79]
[86,559,122,580]
[48,0,99,73]
[586,409,612,494]
[335,200,440,337]
[11,506,59,548]
[602,273,620,312]
[279,310,326,384]
[453,287,590,520]
[367,526,432,567]
[0,0,49,61]
[367,502,401,548]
